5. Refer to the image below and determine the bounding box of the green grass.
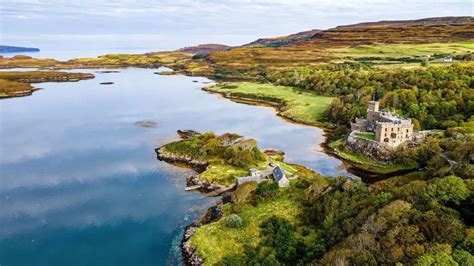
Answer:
[199,164,252,186]
[190,194,301,265]
[330,41,474,58]
[354,132,376,141]
[329,139,418,174]
[206,82,335,126]
[160,132,274,186]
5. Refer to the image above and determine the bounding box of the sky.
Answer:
[0,0,472,51]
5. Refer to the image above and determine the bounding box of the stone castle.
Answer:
[351,101,414,148]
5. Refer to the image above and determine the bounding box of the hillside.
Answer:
[242,29,321,48]
[177,44,231,55]
[303,16,474,46]
[0,16,472,81]
[337,16,473,28]
[0,45,40,53]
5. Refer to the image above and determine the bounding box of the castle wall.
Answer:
[375,123,413,147]
[345,132,395,162]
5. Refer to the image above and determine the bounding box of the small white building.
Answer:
[236,165,290,187]
[444,56,453,62]
[272,166,289,187]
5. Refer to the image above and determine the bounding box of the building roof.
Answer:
[272,166,286,182]
[379,112,411,124]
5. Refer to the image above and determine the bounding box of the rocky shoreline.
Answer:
[155,134,233,195]
[182,204,223,265]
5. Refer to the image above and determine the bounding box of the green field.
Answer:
[190,194,301,265]
[330,41,474,58]
[205,82,335,126]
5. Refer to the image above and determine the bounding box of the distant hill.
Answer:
[177,44,231,55]
[303,16,474,46]
[0,45,40,53]
[242,29,321,48]
[336,16,473,28]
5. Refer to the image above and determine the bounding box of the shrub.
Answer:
[253,181,279,204]
[231,182,257,213]
[225,214,243,228]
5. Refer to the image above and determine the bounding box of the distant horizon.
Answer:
[2,0,472,51]
[3,15,473,51]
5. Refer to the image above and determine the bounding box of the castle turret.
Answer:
[368,101,379,112]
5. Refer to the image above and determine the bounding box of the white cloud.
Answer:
[0,0,472,50]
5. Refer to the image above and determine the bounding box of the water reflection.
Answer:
[0,68,347,265]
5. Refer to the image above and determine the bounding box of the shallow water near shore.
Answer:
[0,67,348,265]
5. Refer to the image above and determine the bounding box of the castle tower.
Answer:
[368,101,379,112]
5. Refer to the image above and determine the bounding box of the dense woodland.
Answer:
[269,62,474,178]
[216,174,473,265]
[269,62,473,130]
[209,62,474,265]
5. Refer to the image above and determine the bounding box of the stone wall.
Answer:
[345,132,395,162]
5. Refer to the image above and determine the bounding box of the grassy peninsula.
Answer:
[156,131,307,187]
[0,71,94,98]
[204,82,334,126]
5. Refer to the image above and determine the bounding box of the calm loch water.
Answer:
[0,68,347,265]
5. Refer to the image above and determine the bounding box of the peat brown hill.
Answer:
[303,16,474,46]
[177,44,231,55]
[242,29,321,48]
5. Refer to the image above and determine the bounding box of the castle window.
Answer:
[406,134,408,138]
[406,129,409,133]
[384,138,389,142]
[391,128,393,131]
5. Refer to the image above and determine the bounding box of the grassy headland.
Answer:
[204,82,334,126]
[190,188,304,265]
[156,131,305,187]
[0,71,94,98]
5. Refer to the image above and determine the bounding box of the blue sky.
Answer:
[1,0,472,51]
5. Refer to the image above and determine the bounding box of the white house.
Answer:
[272,166,289,187]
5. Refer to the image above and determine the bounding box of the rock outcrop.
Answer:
[345,134,395,162]
[182,204,223,265]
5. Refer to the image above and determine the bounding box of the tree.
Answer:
[453,249,474,266]
[253,181,279,204]
[415,252,458,266]
[260,216,304,263]
[426,175,469,205]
